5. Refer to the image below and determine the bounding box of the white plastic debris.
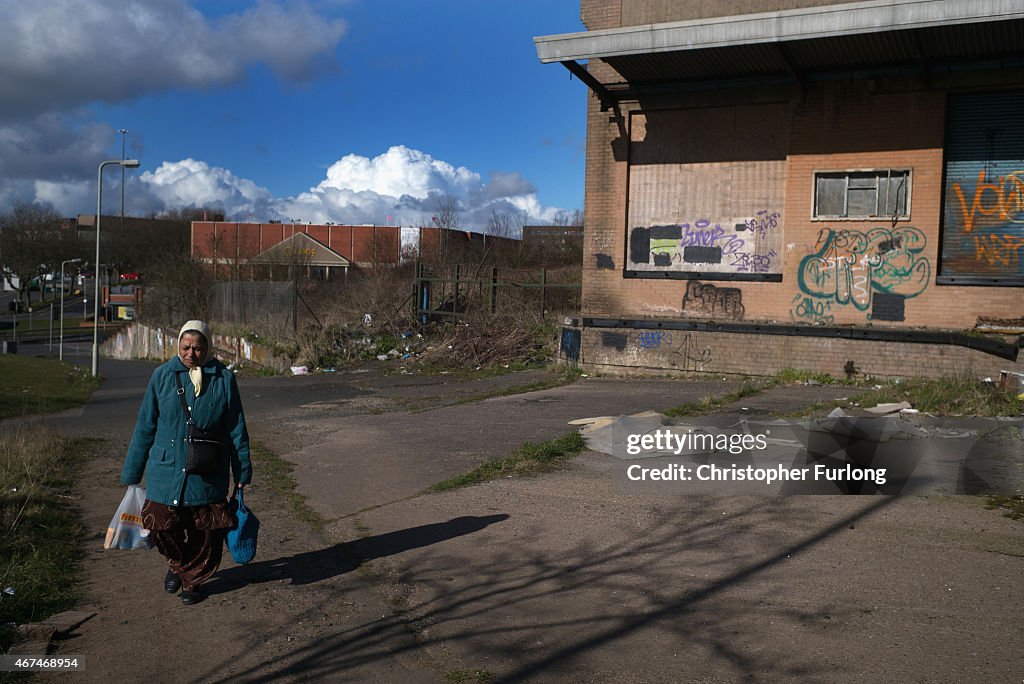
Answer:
[290,366,310,376]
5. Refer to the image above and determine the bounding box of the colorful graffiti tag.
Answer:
[951,169,1024,235]
[944,167,1024,276]
[793,227,930,322]
[628,210,782,276]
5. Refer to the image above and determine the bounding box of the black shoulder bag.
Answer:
[174,372,223,477]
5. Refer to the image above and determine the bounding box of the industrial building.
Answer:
[536,0,1024,378]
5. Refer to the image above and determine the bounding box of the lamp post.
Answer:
[93,158,140,377]
[59,258,82,361]
[119,129,128,233]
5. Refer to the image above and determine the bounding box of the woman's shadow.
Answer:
[203,514,510,595]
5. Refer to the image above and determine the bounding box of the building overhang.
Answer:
[535,0,1024,107]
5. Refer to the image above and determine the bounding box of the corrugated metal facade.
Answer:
[940,90,1024,283]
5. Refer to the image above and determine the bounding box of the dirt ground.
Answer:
[34,354,1024,682]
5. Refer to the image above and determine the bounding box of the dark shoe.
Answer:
[180,590,204,605]
[164,570,181,594]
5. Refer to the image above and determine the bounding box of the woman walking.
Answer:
[121,320,252,604]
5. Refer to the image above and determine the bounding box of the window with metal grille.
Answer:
[814,170,910,219]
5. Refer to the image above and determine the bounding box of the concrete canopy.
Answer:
[535,0,1024,96]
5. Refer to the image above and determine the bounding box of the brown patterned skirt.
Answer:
[141,500,235,592]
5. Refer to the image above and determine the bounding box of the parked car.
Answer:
[119,272,142,282]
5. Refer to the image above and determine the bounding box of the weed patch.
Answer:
[791,376,1023,418]
[250,441,325,533]
[985,495,1024,521]
[430,432,586,491]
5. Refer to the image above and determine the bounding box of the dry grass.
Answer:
[0,425,92,652]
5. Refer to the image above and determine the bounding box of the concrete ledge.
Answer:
[535,0,1024,62]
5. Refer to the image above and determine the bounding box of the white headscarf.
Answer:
[178,320,212,396]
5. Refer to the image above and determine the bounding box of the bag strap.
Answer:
[173,372,194,425]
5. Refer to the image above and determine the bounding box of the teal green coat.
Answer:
[121,356,252,506]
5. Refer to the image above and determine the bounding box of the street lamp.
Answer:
[59,258,82,361]
[119,129,128,232]
[93,158,140,377]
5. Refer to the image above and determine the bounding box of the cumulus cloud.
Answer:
[317,146,479,200]
[0,0,346,121]
[27,146,563,230]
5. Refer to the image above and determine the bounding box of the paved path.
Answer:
[28,347,1024,682]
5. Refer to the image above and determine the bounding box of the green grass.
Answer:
[790,375,1024,418]
[985,495,1024,521]
[430,432,586,491]
[662,369,1021,419]
[0,430,98,656]
[0,355,100,419]
[664,379,774,417]
[249,440,325,533]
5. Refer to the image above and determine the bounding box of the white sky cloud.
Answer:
[113,146,569,230]
[0,4,570,232]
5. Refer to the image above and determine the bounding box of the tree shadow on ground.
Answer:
[197,496,898,683]
[202,514,510,596]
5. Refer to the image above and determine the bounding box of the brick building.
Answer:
[191,222,401,280]
[536,0,1024,378]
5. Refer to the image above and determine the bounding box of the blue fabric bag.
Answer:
[226,488,260,564]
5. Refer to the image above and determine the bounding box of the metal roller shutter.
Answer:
[940,91,1024,285]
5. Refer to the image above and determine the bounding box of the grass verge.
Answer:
[786,375,1024,418]
[249,440,326,534]
[0,428,97,656]
[430,432,586,492]
[663,369,1021,419]
[0,355,99,419]
[664,379,775,417]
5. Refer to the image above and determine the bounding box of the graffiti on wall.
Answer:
[628,210,781,276]
[951,169,1024,235]
[682,281,745,321]
[793,226,930,322]
[672,333,713,371]
[942,164,1024,278]
[632,329,712,369]
[636,330,672,349]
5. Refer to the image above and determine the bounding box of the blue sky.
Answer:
[0,1,587,230]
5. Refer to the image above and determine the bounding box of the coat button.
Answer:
[172,499,178,505]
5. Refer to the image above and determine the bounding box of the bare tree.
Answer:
[552,208,583,227]
[0,202,68,307]
[487,209,524,239]
[431,195,462,265]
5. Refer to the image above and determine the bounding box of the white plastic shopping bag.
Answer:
[103,485,152,550]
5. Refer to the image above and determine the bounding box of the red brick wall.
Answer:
[191,222,399,266]
[580,80,1023,331]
